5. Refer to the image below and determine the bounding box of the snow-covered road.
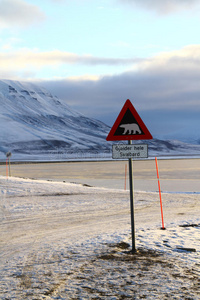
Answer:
[0,160,200,299]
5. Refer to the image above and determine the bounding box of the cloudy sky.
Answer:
[1,0,200,142]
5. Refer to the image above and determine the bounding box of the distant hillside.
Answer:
[0,80,111,161]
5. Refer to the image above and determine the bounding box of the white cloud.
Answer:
[118,0,200,14]
[37,45,200,132]
[0,0,45,28]
[1,45,200,116]
[1,45,199,81]
[0,49,144,71]
[138,45,200,72]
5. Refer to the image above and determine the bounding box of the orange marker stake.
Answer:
[155,157,165,230]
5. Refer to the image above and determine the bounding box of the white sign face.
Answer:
[112,144,148,159]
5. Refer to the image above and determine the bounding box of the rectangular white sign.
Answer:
[112,144,148,159]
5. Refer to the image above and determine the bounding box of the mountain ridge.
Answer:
[0,80,111,160]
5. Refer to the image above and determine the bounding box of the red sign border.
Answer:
[106,99,153,141]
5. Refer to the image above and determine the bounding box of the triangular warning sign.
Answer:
[106,99,153,141]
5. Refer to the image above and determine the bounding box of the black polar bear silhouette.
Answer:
[120,123,141,135]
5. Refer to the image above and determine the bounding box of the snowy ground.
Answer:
[0,161,200,299]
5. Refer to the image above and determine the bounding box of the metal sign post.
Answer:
[128,140,136,253]
[106,99,153,253]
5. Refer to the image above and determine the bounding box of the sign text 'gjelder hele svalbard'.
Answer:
[112,144,148,159]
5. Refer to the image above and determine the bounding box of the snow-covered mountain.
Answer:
[0,80,200,161]
[0,80,111,161]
